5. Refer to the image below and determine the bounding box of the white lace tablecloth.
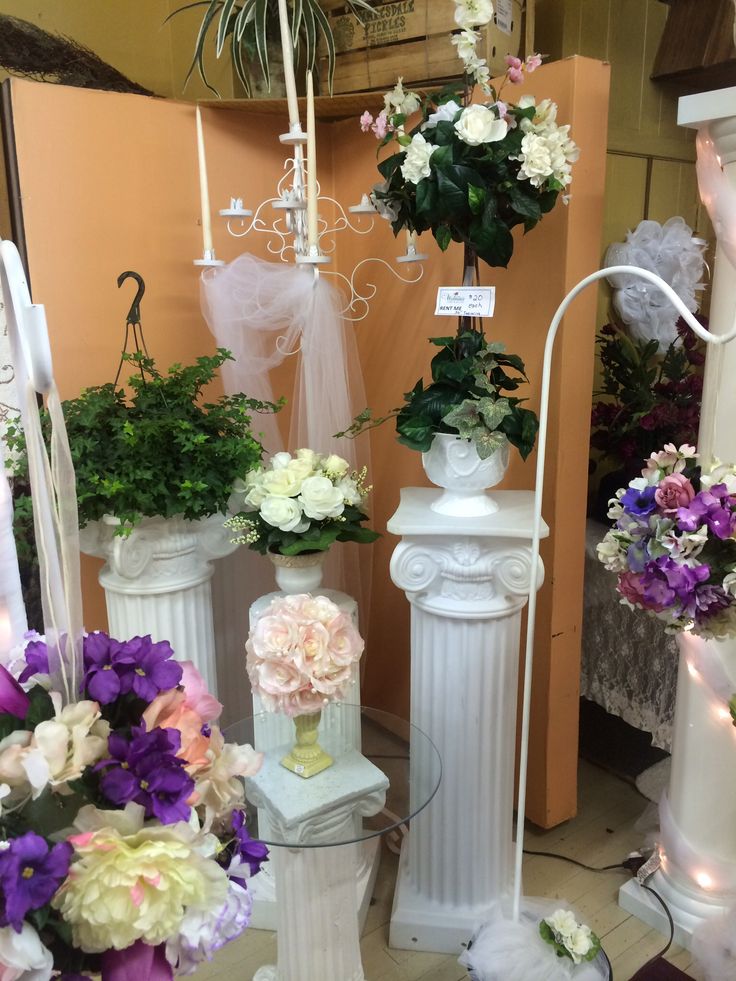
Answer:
[581,519,678,750]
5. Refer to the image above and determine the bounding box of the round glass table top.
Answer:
[225,704,441,850]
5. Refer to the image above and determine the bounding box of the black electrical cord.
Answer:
[522,847,676,979]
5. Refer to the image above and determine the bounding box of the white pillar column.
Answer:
[388,487,546,954]
[79,514,236,695]
[620,89,736,947]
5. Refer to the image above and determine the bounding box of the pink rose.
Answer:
[360,110,374,132]
[655,473,696,513]
[179,660,223,722]
[327,613,364,666]
[255,658,304,697]
[248,615,298,660]
[294,622,331,675]
[311,662,353,697]
[617,571,665,611]
[283,688,326,717]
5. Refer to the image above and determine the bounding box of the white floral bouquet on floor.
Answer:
[226,449,379,556]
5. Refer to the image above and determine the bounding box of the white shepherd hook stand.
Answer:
[389,263,736,957]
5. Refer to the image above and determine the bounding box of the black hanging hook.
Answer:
[117,270,145,325]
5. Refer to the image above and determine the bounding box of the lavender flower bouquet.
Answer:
[0,632,267,979]
[598,443,736,638]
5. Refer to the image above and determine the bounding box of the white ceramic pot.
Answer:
[422,433,509,517]
[268,550,326,594]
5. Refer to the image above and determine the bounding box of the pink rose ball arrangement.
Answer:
[246,594,364,717]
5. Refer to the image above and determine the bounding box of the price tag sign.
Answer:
[435,286,496,318]
[495,0,514,34]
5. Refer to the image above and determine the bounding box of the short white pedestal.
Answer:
[247,590,377,931]
[245,745,389,981]
[79,514,236,694]
[388,488,547,954]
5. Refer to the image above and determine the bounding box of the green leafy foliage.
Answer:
[169,0,373,96]
[590,318,704,478]
[395,332,538,461]
[7,349,278,533]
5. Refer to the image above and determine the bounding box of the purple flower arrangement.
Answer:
[598,444,736,637]
[0,632,267,979]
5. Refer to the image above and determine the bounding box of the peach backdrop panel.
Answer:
[7,58,609,825]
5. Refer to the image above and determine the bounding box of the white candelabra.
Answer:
[192,0,427,320]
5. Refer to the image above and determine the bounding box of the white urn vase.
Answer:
[79,513,237,694]
[268,550,326,593]
[422,433,509,517]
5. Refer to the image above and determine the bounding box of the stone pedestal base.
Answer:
[619,873,731,950]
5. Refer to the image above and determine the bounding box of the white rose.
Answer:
[260,496,308,532]
[261,467,303,497]
[455,105,508,146]
[517,132,553,187]
[423,99,463,130]
[567,925,594,964]
[32,700,110,785]
[298,475,346,521]
[270,452,293,469]
[400,133,438,184]
[454,0,494,28]
[295,448,320,469]
[285,457,315,483]
[322,454,350,478]
[0,922,53,980]
[242,475,268,510]
[545,909,578,939]
[337,477,363,507]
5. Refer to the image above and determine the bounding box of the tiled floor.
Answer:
[194,760,702,980]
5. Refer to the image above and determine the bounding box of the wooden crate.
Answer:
[652,0,736,92]
[319,0,529,94]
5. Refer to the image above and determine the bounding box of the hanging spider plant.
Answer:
[168,0,374,97]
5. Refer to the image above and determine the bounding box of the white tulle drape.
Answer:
[200,254,372,621]
[697,127,736,272]
[0,438,27,644]
[604,217,707,351]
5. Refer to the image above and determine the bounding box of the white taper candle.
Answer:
[306,70,319,251]
[195,107,214,254]
[277,0,301,130]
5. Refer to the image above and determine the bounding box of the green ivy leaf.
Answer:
[442,400,482,438]
[477,397,512,430]
[473,429,506,460]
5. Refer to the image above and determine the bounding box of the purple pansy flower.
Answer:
[231,810,269,877]
[82,632,136,704]
[677,485,736,540]
[117,636,182,703]
[17,640,50,684]
[621,484,658,517]
[0,832,72,931]
[97,725,194,824]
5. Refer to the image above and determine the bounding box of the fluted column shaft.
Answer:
[388,488,546,954]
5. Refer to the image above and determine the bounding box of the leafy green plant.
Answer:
[170,0,373,96]
[338,331,539,462]
[7,349,279,533]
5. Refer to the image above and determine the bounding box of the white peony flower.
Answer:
[545,909,578,939]
[298,475,346,520]
[384,77,420,116]
[451,28,480,63]
[260,496,308,533]
[423,99,463,130]
[32,699,109,786]
[455,105,508,146]
[400,133,438,184]
[516,132,553,186]
[454,0,494,29]
[0,922,53,981]
[567,925,594,964]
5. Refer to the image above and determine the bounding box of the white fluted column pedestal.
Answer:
[387,488,547,954]
[245,745,389,981]
[618,88,736,950]
[79,513,237,694]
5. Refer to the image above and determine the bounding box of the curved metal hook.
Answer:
[117,271,145,325]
